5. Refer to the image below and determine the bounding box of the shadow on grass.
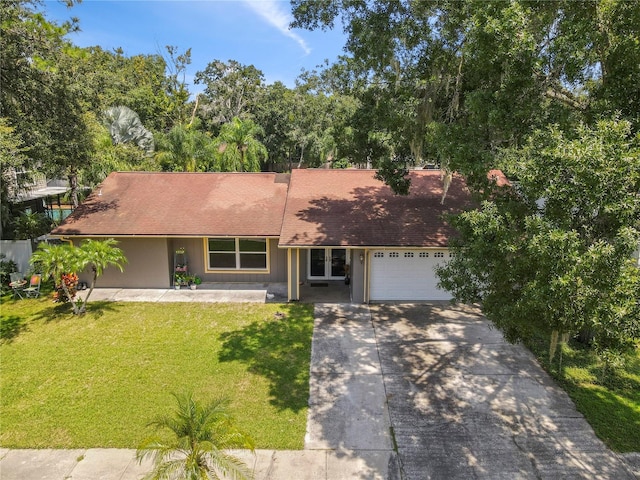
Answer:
[32,300,121,322]
[218,303,314,412]
[0,315,27,343]
[85,300,121,318]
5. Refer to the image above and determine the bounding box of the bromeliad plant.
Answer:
[30,239,126,314]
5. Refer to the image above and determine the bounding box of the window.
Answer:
[389,252,399,258]
[374,252,384,258]
[419,252,429,258]
[404,252,414,258]
[434,252,445,258]
[208,238,267,270]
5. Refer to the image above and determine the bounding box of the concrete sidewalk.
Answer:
[0,448,395,480]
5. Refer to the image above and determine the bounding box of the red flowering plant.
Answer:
[53,272,78,303]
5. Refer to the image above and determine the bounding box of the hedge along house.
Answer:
[51,169,479,302]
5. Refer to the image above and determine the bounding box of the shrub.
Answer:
[53,273,78,303]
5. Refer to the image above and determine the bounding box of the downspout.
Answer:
[296,249,300,301]
[287,248,293,301]
[364,249,370,304]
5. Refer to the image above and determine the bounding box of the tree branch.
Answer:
[543,86,588,111]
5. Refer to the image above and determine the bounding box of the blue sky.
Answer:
[44,0,347,92]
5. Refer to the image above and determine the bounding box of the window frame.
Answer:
[205,237,269,272]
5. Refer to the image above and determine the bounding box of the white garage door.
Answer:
[369,250,452,301]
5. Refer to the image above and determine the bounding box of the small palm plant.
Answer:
[136,392,255,480]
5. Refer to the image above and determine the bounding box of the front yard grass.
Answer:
[525,334,640,452]
[0,295,314,449]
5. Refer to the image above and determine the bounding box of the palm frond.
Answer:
[137,391,255,480]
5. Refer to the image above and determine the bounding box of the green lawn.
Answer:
[525,334,640,453]
[0,294,314,449]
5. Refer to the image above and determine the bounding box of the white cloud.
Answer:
[243,0,311,55]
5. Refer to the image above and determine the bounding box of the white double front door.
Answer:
[308,248,347,280]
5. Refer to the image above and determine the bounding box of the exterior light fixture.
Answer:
[359,252,365,264]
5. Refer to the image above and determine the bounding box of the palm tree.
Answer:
[30,239,126,314]
[155,124,214,172]
[30,243,80,308]
[77,239,126,313]
[213,118,267,172]
[137,392,255,480]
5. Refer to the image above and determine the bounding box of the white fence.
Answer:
[0,240,33,274]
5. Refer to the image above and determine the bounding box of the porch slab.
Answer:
[161,288,267,303]
[75,283,289,304]
[299,281,351,303]
[75,282,353,304]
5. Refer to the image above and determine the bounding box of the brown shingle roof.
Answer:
[279,169,473,247]
[52,172,290,237]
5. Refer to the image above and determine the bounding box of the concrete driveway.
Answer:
[307,303,635,479]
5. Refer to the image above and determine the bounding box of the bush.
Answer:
[53,273,78,303]
[0,254,18,293]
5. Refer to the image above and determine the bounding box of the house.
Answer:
[50,169,476,303]
[2,169,72,239]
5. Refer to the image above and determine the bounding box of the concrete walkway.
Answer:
[75,283,289,304]
[75,282,351,304]
[1,301,638,479]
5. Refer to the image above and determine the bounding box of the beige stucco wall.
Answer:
[299,249,308,280]
[287,248,300,301]
[350,248,366,303]
[80,237,171,288]
[74,236,288,289]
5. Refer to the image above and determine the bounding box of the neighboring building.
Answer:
[5,170,72,221]
[50,169,476,303]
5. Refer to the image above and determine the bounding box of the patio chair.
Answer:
[23,274,42,298]
[9,273,25,299]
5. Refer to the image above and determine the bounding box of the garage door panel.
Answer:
[370,250,451,301]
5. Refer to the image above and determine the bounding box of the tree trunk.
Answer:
[68,170,79,209]
[60,278,81,315]
[188,94,200,126]
[78,267,97,314]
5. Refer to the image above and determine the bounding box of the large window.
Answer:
[207,238,268,270]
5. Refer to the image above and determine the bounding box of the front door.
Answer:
[308,248,347,280]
